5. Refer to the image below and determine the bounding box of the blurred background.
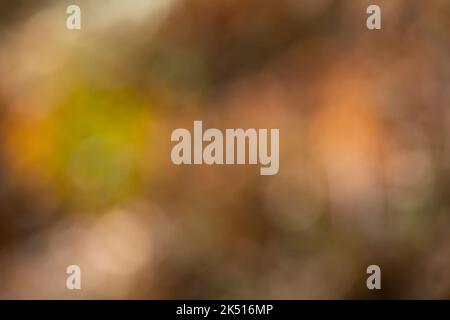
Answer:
[0,0,450,299]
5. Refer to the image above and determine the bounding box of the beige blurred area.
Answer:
[0,0,450,299]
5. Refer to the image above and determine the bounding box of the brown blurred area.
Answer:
[0,0,450,299]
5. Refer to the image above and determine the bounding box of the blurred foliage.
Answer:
[0,0,450,299]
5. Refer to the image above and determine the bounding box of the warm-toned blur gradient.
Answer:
[0,0,450,299]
